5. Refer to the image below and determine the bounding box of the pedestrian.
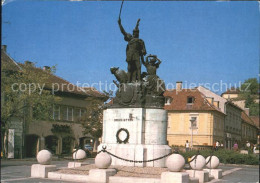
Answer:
[213,141,216,151]
[253,144,257,154]
[185,140,190,152]
[220,142,224,148]
[216,141,220,151]
[233,142,238,151]
[246,141,251,153]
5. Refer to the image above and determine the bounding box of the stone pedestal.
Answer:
[89,169,116,183]
[203,169,223,179]
[98,108,171,167]
[161,172,189,183]
[68,162,88,168]
[186,170,209,183]
[31,164,56,178]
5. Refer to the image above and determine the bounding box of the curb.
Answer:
[219,163,259,168]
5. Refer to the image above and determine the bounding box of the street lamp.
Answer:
[190,117,196,150]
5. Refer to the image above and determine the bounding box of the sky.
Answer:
[2,1,259,94]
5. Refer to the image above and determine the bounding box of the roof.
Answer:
[225,100,243,111]
[1,49,22,71]
[250,116,259,129]
[1,46,107,99]
[164,89,224,115]
[241,111,257,127]
[221,87,240,95]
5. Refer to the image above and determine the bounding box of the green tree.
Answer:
[1,61,58,158]
[80,91,111,151]
[240,78,259,96]
[239,78,259,116]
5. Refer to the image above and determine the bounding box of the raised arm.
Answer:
[118,18,127,37]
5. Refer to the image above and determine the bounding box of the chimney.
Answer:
[176,81,182,91]
[43,66,51,71]
[1,45,7,52]
[244,108,250,116]
[25,60,33,66]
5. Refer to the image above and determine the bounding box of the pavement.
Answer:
[1,158,259,183]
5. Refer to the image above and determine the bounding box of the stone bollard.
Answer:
[161,154,190,183]
[89,151,116,183]
[204,156,223,180]
[186,155,208,183]
[68,149,88,168]
[31,150,56,178]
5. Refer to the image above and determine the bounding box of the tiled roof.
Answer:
[1,47,107,99]
[164,89,224,114]
[1,49,21,71]
[250,116,259,129]
[241,111,256,127]
[221,88,240,95]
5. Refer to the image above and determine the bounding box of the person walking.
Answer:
[185,140,190,152]
[216,141,220,151]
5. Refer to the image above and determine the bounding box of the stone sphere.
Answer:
[73,149,86,160]
[95,152,112,169]
[166,154,185,172]
[206,156,220,169]
[37,150,52,165]
[189,155,206,170]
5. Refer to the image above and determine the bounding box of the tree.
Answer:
[80,99,104,151]
[80,91,111,151]
[1,60,58,158]
[239,78,259,116]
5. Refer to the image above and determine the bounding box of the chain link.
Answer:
[97,147,177,163]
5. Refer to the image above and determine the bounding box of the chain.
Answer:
[97,146,177,163]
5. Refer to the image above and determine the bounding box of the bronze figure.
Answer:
[118,18,146,82]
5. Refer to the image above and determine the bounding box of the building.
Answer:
[241,111,258,146]
[221,88,240,100]
[198,86,243,149]
[1,45,107,158]
[164,83,225,148]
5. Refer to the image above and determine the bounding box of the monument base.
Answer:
[98,144,171,167]
[31,164,56,178]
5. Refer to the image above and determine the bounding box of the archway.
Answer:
[25,134,39,157]
[45,135,58,154]
[62,136,75,155]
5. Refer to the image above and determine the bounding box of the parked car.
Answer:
[84,144,93,151]
[84,144,93,157]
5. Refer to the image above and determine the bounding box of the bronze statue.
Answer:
[118,18,146,82]
[142,54,165,96]
[142,54,161,76]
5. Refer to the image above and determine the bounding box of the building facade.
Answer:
[164,84,225,148]
[1,46,107,158]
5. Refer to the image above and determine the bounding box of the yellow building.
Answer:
[221,88,239,99]
[164,87,225,148]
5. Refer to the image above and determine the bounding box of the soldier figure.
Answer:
[118,18,146,82]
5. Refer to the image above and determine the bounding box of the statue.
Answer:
[110,67,128,87]
[142,54,161,76]
[142,54,165,96]
[118,18,146,82]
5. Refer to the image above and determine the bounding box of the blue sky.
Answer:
[2,1,259,94]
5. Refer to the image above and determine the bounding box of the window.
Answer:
[61,106,67,121]
[68,107,73,121]
[187,97,195,104]
[165,97,173,105]
[74,108,81,120]
[190,116,198,129]
[53,105,60,120]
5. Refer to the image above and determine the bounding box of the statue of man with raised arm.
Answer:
[118,18,146,83]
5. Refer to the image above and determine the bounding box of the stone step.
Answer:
[189,177,199,183]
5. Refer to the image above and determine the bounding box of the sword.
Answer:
[119,0,125,19]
